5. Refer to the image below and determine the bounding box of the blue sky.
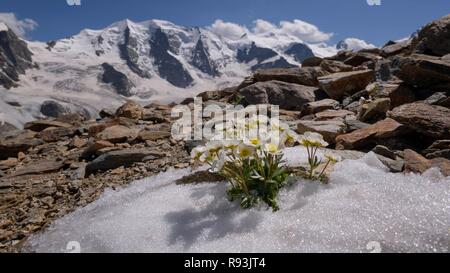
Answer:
[0,0,448,46]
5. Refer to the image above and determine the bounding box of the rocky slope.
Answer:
[0,19,373,128]
[0,14,449,252]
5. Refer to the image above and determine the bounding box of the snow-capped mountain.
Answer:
[0,19,374,127]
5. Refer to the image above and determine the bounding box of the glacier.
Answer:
[25,148,450,253]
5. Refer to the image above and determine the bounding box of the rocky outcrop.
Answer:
[412,14,450,56]
[394,55,450,88]
[101,63,134,97]
[252,67,327,87]
[150,28,193,88]
[387,102,450,139]
[318,70,375,100]
[0,23,35,89]
[119,26,147,78]
[191,38,219,77]
[239,80,318,110]
[284,43,315,63]
[40,100,68,118]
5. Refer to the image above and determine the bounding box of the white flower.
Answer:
[191,146,206,160]
[298,132,329,147]
[244,136,263,147]
[263,142,281,154]
[238,144,256,158]
[324,152,342,163]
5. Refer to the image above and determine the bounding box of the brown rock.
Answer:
[320,59,354,73]
[239,80,318,110]
[358,98,391,123]
[252,67,327,86]
[336,118,406,150]
[387,102,450,139]
[296,120,347,144]
[97,125,140,143]
[381,39,412,57]
[142,110,169,123]
[0,158,18,170]
[0,130,43,160]
[301,99,340,115]
[138,130,171,141]
[37,127,76,143]
[412,14,450,56]
[24,120,72,132]
[9,159,65,177]
[404,149,450,176]
[315,109,354,121]
[70,135,87,149]
[394,55,450,88]
[318,70,375,100]
[115,101,144,120]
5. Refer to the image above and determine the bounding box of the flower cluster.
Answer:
[191,115,341,210]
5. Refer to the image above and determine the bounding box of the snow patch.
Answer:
[25,148,449,253]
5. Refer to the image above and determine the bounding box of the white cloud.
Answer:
[208,19,248,40]
[279,19,332,43]
[252,19,276,34]
[338,38,376,51]
[0,13,38,37]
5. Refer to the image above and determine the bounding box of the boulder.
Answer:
[343,52,380,67]
[318,70,375,100]
[24,120,72,132]
[296,120,347,144]
[394,55,450,88]
[301,56,323,67]
[81,140,115,159]
[142,110,169,124]
[320,60,354,73]
[97,125,140,144]
[0,130,43,160]
[404,149,450,176]
[358,98,391,123]
[315,109,354,121]
[252,67,327,87]
[368,83,415,109]
[138,130,171,142]
[424,92,448,105]
[115,101,144,120]
[412,14,450,56]
[85,149,166,175]
[0,122,18,138]
[423,140,450,160]
[387,102,450,139]
[381,39,412,57]
[239,80,318,110]
[9,159,65,177]
[40,100,68,118]
[37,127,76,143]
[301,99,340,115]
[336,118,407,150]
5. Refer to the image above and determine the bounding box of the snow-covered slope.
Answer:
[0,19,374,127]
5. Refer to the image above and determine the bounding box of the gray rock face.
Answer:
[239,80,318,110]
[40,100,68,118]
[101,63,134,97]
[119,26,147,78]
[150,28,193,88]
[237,42,295,71]
[0,26,34,89]
[191,38,219,77]
[285,43,315,63]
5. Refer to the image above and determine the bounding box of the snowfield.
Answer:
[25,148,450,253]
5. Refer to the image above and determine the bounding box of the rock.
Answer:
[85,149,166,175]
[24,120,72,132]
[318,70,375,100]
[381,39,412,57]
[404,149,450,176]
[301,99,340,116]
[9,159,65,177]
[369,83,416,109]
[252,67,327,87]
[81,140,115,159]
[99,108,116,119]
[320,60,354,73]
[0,158,18,170]
[40,100,68,118]
[358,98,391,123]
[394,55,450,88]
[296,120,347,144]
[115,101,144,120]
[412,14,450,56]
[423,140,450,160]
[69,135,87,149]
[372,145,397,160]
[301,56,323,67]
[343,52,380,67]
[138,130,171,141]
[97,125,140,144]
[55,113,87,126]
[0,122,18,138]
[142,110,169,123]
[101,63,134,97]
[0,130,43,160]
[315,110,354,121]
[387,103,450,139]
[37,127,76,143]
[424,92,448,105]
[336,118,407,150]
[344,117,370,132]
[239,80,318,110]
